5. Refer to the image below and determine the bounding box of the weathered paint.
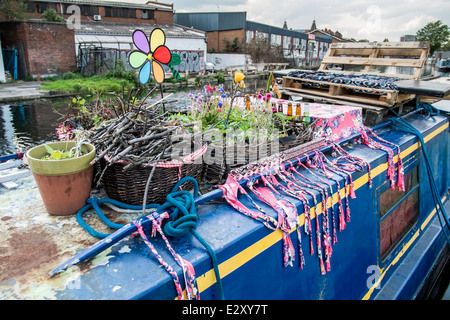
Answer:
[0,112,448,300]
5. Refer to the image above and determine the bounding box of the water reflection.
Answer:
[0,99,69,156]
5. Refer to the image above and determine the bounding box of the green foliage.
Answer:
[416,20,450,55]
[23,74,34,82]
[222,37,242,53]
[216,72,225,83]
[0,0,27,21]
[41,143,86,160]
[41,74,135,95]
[104,59,139,87]
[41,8,64,22]
[171,85,279,142]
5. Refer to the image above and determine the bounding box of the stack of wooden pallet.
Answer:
[282,41,430,107]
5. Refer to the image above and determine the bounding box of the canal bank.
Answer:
[0,81,53,103]
[0,72,269,103]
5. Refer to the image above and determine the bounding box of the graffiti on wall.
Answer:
[171,50,204,73]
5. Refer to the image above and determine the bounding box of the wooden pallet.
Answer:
[282,41,429,107]
[282,76,414,107]
[319,41,429,80]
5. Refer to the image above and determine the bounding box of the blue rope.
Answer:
[389,105,450,244]
[76,176,225,299]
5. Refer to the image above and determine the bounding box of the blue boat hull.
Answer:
[42,111,449,301]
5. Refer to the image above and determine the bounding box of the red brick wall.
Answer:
[206,29,245,52]
[0,4,174,25]
[0,21,76,78]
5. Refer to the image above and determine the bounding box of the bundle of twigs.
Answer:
[86,92,199,186]
[91,112,196,164]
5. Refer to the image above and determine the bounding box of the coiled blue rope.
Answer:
[76,176,224,299]
[389,104,450,244]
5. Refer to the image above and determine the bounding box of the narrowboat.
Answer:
[0,42,449,304]
[437,58,450,73]
[1,100,449,302]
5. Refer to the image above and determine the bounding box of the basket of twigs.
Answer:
[54,90,207,205]
[82,92,206,205]
[90,115,206,205]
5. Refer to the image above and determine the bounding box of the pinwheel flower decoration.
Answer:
[128,28,180,84]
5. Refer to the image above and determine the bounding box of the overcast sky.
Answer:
[169,0,450,41]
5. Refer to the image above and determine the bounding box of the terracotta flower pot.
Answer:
[26,141,96,216]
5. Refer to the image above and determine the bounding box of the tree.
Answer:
[222,37,242,53]
[42,8,64,22]
[0,0,27,21]
[416,20,450,55]
[243,35,287,63]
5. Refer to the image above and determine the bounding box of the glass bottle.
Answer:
[245,94,251,110]
[287,102,293,116]
[296,103,302,116]
[303,103,310,126]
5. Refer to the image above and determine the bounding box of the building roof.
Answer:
[31,0,174,11]
[308,28,349,42]
[75,21,206,39]
[174,12,247,31]
[246,20,332,43]
[174,12,332,43]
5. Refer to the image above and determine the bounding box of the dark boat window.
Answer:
[379,167,419,260]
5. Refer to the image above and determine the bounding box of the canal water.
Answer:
[0,77,269,156]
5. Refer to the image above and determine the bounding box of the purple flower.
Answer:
[221,94,227,99]
[218,102,223,107]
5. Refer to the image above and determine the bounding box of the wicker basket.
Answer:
[102,146,207,205]
[103,162,203,205]
[201,129,317,184]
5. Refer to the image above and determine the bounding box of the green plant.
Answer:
[41,75,135,95]
[216,72,225,83]
[194,77,202,87]
[41,141,87,160]
[0,0,27,21]
[41,8,64,22]
[23,74,34,81]
[416,20,450,55]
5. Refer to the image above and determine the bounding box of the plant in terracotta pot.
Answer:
[26,140,96,216]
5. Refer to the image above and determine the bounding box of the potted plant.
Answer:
[25,140,96,215]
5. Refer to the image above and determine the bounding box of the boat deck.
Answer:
[0,111,449,300]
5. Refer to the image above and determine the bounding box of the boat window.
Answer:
[379,167,419,260]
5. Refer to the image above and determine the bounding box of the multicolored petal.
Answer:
[132,29,150,53]
[129,51,148,69]
[153,45,171,64]
[150,28,166,53]
[152,60,165,84]
[139,60,151,84]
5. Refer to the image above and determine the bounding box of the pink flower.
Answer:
[266,93,272,99]
[257,94,263,99]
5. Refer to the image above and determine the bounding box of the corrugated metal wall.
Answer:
[175,12,246,31]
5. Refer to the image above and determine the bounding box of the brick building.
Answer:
[174,12,333,67]
[4,0,174,25]
[0,21,76,79]
[0,0,180,79]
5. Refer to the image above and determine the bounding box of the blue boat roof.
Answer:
[0,111,448,300]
